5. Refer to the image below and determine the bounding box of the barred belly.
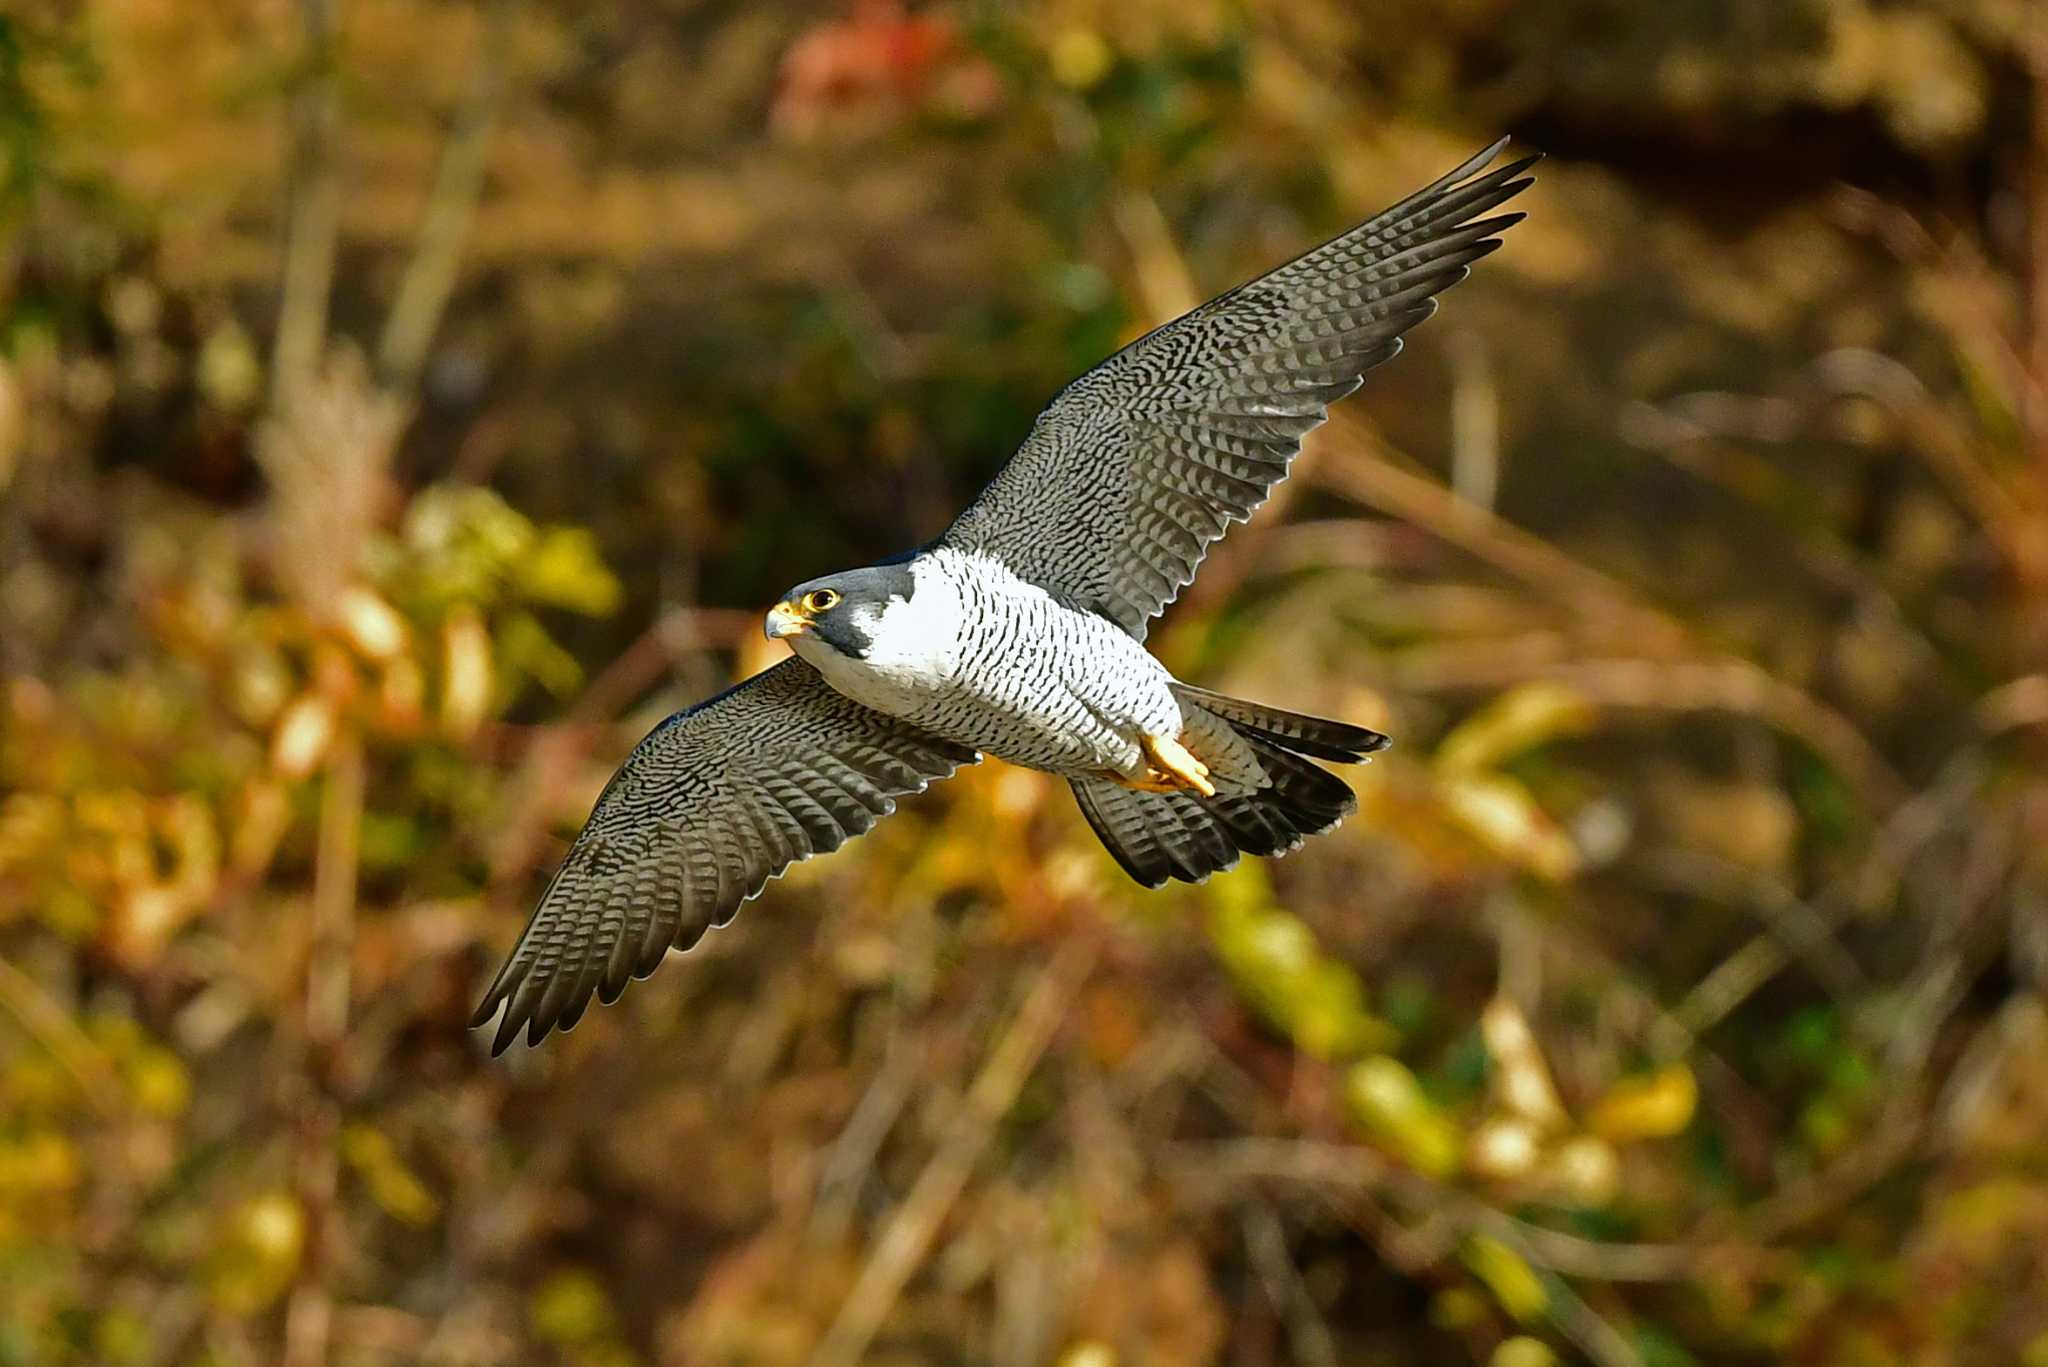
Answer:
[907,551,1183,777]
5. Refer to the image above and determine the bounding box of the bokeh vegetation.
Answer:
[5,1,2048,1363]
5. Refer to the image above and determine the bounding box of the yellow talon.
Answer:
[1139,732,1216,797]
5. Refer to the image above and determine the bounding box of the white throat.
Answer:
[790,557,964,718]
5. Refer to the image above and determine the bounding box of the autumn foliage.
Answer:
[5,2,2048,1364]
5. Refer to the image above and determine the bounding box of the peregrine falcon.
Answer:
[473,141,1535,1051]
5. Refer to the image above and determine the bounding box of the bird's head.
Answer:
[765,562,920,662]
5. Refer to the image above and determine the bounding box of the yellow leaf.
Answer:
[233,647,290,733]
[271,694,336,779]
[161,794,219,903]
[1465,1235,1546,1323]
[378,655,426,729]
[497,611,584,699]
[1429,1287,1489,1330]
[1344,1056,1462,1178]
[1466,1117,1541,1180]
[1049,28,1113,89]
[0,359,22,486]
[239,1192,304,1262]
[440,605,493,738]
[106,885,190,969]
[126,1045,191,1117]
[230,779,290,877]
[1440,773,1579,881]
[1480,998,1567,1129]
[197,320,262,412]
[1588,1064,1697,1141]
[516,526,623,617]
[0,1131,82,1194]
[1492,1336,1560,1367]
[341,1125,441,1227]
[1435,683,1596,777]
[530,1267,617,1346]
[1543,1134,1620,1206]
[337,585,409,661]
[1208,867,1395,1059]
[208,1191,304,1313]
[1058,1345,1117,1367]
[0,793,64,870]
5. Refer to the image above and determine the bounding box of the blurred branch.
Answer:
[1622,389,1947,668]
[0,953,121,1116]
[1388,652,1907,809]
[1315,418,1688,652]
[1848,749,1988,917]
[1827,191,2041,468]
[374,0,517,397]
[573,608,757,724]
[1537,1268,1646,1367]
[1934,995,2046,1149]
[808,1044,922,1247]
[1744,1096,1924,1242]
[1114,187,1200,320]
[1249,518,1406,577]
[1449,329,1499,515]
[271,0,344,411]
[283,732,364,1367]
[1890,370,2048,589]
[1643,850,1866,1031]
[1670,750,1985,1049]
[1494,892,1544,1016]
[305,736,362,1052]
[1241,1202,1339,1367]
[1167,1139,1744,1285]
[808,936,1096,1367]
[1885,813,2014,1077]
[1978,673,2048,735]
[1313,421,1915,798]
[1317,412,1909,803]
[1684,778,2013,1247]
[1820,200,2048,584]
[2029,7,2048,481]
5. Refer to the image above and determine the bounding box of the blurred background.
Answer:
[4,1,2048,1363]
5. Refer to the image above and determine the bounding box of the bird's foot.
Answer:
[1138,732,1216,797]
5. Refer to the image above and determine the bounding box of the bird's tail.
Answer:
[1068,686,1388,888]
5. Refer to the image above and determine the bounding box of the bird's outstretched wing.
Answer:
[941,140,1536,638]
[472,658,978,1052]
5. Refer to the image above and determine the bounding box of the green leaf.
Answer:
[515,526,623,617]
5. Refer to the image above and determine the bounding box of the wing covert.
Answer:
[471,658,978,1052]
[941,140,1536,637]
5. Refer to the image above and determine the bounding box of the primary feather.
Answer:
[471,660,975,1053]
[942,138,1537,638]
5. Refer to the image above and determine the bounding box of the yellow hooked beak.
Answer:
[765,600,812,640]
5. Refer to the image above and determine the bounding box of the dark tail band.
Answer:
[1071,689,1385,888]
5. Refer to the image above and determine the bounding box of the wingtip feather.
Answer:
[469,975,512,1029]
[490,1005,524,1056]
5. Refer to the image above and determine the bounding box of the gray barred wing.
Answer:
[472,658,978,1052]
[942,141,1534,639]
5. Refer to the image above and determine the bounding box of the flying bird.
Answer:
[474,141,1535,1052]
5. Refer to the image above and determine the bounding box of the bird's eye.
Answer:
[804,589,840,613]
